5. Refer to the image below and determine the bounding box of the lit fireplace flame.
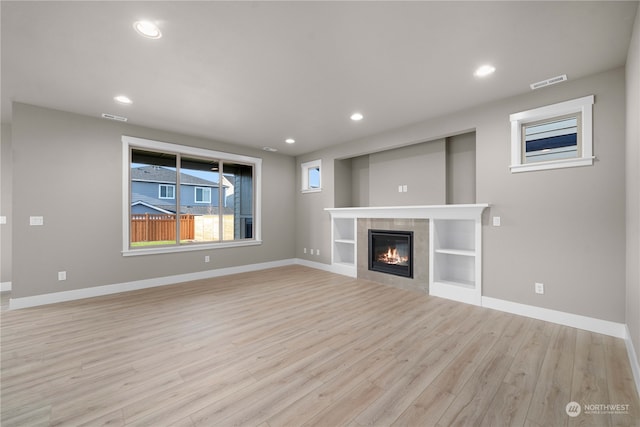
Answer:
[378,246,408,265]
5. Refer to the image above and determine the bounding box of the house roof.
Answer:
[131,166,229,187]
[131,192,234,216]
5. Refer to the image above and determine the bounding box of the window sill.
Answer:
[301,188,322,193]
[122,239,263,256]
[510,156,595,173]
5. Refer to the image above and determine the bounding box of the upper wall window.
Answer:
[123,135,262,256]
[194,187,212,203]
[510,95,594,173]
[301,159,321,192]
[159,184,175,199]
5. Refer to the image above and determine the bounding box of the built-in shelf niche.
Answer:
[331,217,357,270]
[430,218,482,305]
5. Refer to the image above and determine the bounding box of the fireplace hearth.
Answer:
[368,229,413,278]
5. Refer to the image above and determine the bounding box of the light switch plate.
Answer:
[0,216,6,225]
[492,216,501,226]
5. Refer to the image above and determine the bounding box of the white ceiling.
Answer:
[1,1,637,156]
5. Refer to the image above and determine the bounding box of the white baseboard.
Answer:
[9,259,297,310]
[0,281,11,292]
[624,325,640,400]
[481,296,627,339]
[294,258,356,276]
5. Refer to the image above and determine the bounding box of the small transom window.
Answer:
[301,159,322,192]
[510,95,594,173]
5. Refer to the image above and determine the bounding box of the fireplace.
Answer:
[368,229,413,278]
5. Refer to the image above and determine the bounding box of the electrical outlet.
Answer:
[310,249,314,255]
[316,249,320,256]
[303,248,307,254]
[535,282,544,294]
[204,255,210,263]
[398,185,403,193]
[30,216,44,226]
[402,184,408,192]
[58,271,67,281]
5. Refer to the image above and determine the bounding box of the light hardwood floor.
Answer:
[1,265,639,426]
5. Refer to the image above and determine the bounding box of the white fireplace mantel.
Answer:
[325,204,489,306]
[324,204,488,220]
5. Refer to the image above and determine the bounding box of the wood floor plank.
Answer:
[479,319,552,427]
[526,324,577,427]
[603,335,640,427]
[568,330,612,427]
[1,266,638,427]
[434,320,526,427]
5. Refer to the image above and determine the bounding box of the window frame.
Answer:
[158,184,175,199]
[194,186,212,204]
[122,135,262,256]
[301,159,322,193]
[509,95,594,173]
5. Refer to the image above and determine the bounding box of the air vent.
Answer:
[530,74,568,90]
[262,146,278,152]
[101,113,128,122]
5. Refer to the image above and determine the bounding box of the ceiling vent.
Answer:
[530,74,567,90]
[101,113,128,122]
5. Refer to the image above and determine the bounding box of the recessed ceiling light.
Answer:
[350,112,364,121]
[114,95,132,104]
[474,64,496,77]
[133,20,162,39]
[285,138,295,144]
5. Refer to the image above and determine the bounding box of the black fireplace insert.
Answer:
[368,229,413,278]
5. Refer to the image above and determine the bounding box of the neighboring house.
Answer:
[130,165,234,215]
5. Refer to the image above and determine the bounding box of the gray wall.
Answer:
[626,8,640,371]
[369,139,446,206]
[296,67,627,323]
[1,124,12,285]
[350,155,370,208]
[334,158,353,208]
[446,132,476,204]
[10,103,296,299]
[295,155,334,263]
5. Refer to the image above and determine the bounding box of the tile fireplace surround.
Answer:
[358,218,428,293]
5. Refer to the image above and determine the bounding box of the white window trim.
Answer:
[158,184,175,199]
[122,135,262,256]
[509,95,594,173]
[194,186,212,203]
[301,159,322,193]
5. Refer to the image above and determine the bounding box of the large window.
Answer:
[123,136,261,255]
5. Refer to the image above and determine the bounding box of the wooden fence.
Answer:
[131,214,195,242]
